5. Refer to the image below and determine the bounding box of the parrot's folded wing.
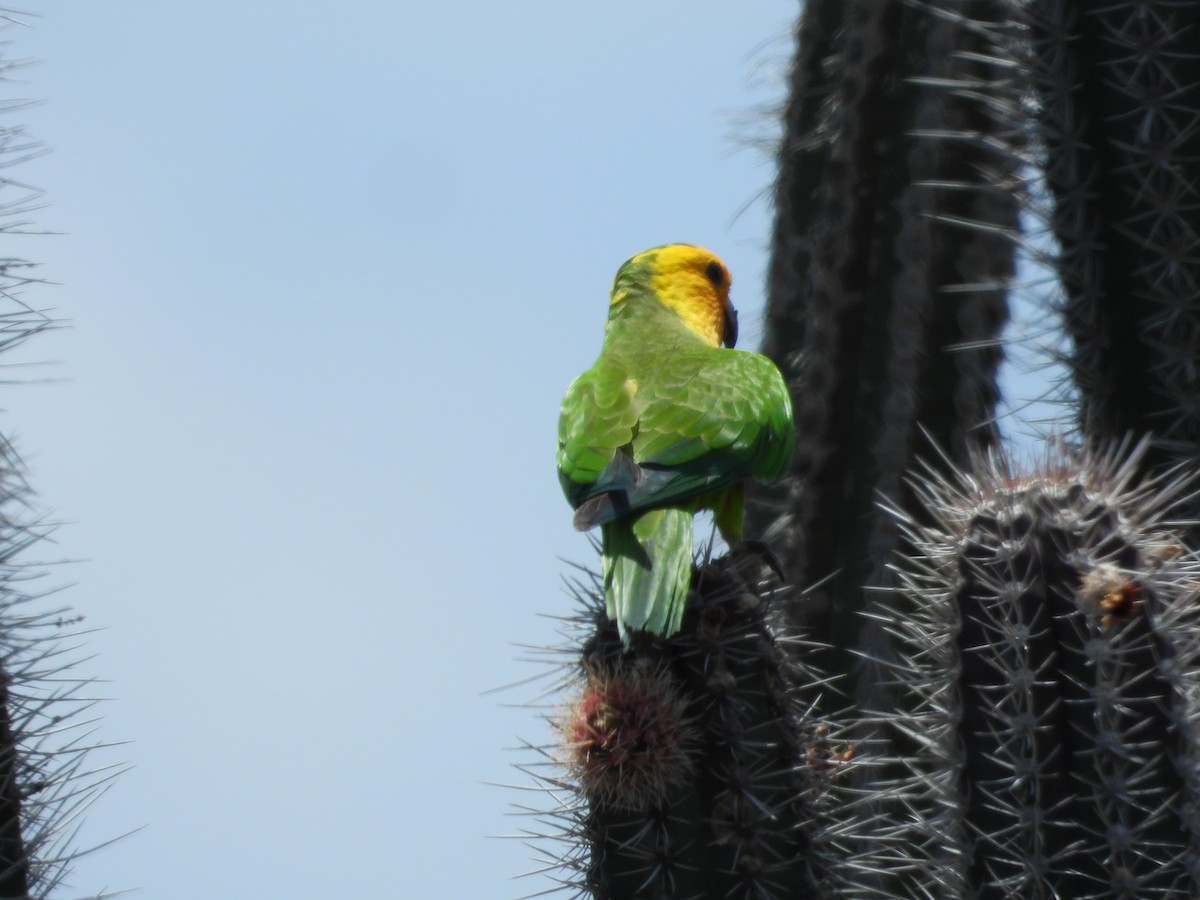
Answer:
[572,453,740,530]
[572,453,642,530]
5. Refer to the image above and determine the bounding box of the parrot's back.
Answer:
[557,244,794,643]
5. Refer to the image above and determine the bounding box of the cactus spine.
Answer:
[0,13,116,897]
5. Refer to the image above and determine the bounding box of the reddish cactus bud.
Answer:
[556,662,696,812]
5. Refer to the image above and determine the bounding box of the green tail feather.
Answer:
[601,507,693,643]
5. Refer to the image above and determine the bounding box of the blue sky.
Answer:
[1,2,811,897]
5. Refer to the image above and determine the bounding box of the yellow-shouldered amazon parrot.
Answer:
[557,244,795,643]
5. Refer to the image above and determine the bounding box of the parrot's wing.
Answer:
[572,350,794,529]
[557,366,640,515]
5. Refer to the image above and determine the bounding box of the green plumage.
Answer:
[557,246,794,643]
[601,508,694,639]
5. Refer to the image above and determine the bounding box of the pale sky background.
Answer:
[0,3,1055,898]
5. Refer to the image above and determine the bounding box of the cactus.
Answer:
[0,13,118,898]
[521,0,1200,897]
[0,445,114,899]
[756,0,1019,685]
[1019,1,1200,482]
[519,553,855,899]
[877,438,1200,897]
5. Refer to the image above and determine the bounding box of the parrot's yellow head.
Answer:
[611,243,738,348]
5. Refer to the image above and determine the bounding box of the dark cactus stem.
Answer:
[532,553,845,899]
[759,0,843,368]
[881,439,1200,897]
[0,444,113,900]
[1021,1,1200,489]
[0,670,26,898]
[754,0,1018,691]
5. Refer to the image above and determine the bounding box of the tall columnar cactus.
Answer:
[756,0,1019,681]
[523,0,1200,896]
[1018,1,1200,484]
[878,439,1200,897]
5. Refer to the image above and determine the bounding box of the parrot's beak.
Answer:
[723,303,738,349]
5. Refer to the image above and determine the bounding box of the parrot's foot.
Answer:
[730,540,786,584]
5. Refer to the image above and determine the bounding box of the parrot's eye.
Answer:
[704,261,725,287]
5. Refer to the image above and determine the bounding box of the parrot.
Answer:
[557,243,795,644]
